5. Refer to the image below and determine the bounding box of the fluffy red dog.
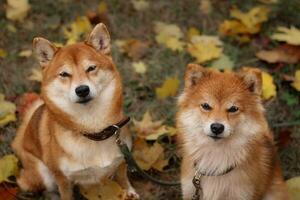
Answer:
[176,64,289,200]
[12,23,138,200]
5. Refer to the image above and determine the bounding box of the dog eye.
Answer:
[86,65,97,73]
[59,71,71,78]
[201,103,212,111]
[227,106,239,113]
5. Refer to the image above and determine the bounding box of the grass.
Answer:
[0,0,300,199]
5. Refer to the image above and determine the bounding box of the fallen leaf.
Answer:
[291,70,300,91]
[210,54,234,70]
[115,39,149,60]
[133,139,165,171]
[63,16,92,45]
[187,27,200,41]
[86,2,109,26]
[132,61,147,74]
[286,176,300,200]
[0,186,18,200]
[187,35,223,63]
[146,125,177,141]
[0,49,8,58]
[154,22,185,52]
[27,68,42,82]
[18,49,32,57]
[262,71,276,100]
[133,111,163,138]
[17,92,40,118]
[256,45,300,64]
[155,76,180,99]
[5,0,30,22]
[277,129,292,148]
[0,94,16,127]
[98,1,108,14]
[258,0,278,4]
[131,0,149,11]
[271,26,300,45]
[199,0,212,15]
[80,179,127,200]
[0,154,18,183]
[6,24,17,33]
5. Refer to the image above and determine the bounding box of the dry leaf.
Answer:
[0,49,8,58]
[80,179,127,200]
[133,111,163,138]
[98,1,108,14]
[291,70,300,91]
[0,94,16,127]
[133,139,166,171]
[256,45,300,64]
[210,54,234,70]
[18,49,32,57]
[5,0,30,22]
[199,0,212,15]
[258,0,278,4]
[262,71,276,100]
[146,125,177,140]
[0,154,18,183]
[187,35,223,63]
[0,187,18,200]
[271,26,300,45]
[155,76,180,99]
[132,61,147,74]
[187,27,200,41]
[286,176,300,200]
[63,16,92,45]
[154,22,185,52]
[27,68,42,82]
[115,39,149,60]
[131,0,149,11]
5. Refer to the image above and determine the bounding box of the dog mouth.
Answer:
[76,97,93,104]
[208,135,223,140]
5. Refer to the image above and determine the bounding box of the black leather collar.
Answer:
[83,117,130,141]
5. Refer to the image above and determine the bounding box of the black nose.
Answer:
[210,123,224,135]
[75,85,90,98]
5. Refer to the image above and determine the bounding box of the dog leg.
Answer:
[115,162,139,199]
[55,173,73,200]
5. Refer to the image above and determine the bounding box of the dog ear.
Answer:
[86,23,111,55]
[184,63,206,88]
[33,37,57,68]
[239,67,262,95]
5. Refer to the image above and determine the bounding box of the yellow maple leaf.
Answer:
[0,94,16,127]
[271,26,300,46]
[133,111,163,138]
[18,49,32,57]
[187,27,200,41]
[154,22,185,52]
[0,154,19,183]
[291,70,300,91]
[63,16,92,45]
[132,61,147,74]
[98,1,108,14]
[80,179,127,200]
[0,49,8,58]
[146,125,177,140]
[156,76,180,99]
[27,68,42,82]
[131,0,149,11]
[187,35,223,63]
[5,0,30,22]
[210,54,234,70]
[133,139,166,171]
[230,6,269,34]
[262,72,276,100]
[286,176,300,200]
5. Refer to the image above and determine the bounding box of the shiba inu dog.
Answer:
[12,23,139,200]
[176,64,289,200]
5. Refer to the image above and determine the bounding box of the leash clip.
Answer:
[113,125,122,145]
[192,170,203,200]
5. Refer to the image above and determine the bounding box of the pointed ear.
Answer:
[239,67,262,95]
[184,64,207,88]
[33,37,57,68]
[86,23,111,55]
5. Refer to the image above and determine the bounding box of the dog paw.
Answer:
[125,188,139,200]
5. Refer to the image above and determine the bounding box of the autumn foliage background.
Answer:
[0,0,300,199]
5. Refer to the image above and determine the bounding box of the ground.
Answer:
[0,0,300,199]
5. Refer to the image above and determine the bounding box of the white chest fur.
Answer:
[58,130,124,185]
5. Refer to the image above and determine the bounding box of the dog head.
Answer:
[33,23,123,130]
[177,64,266,143]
